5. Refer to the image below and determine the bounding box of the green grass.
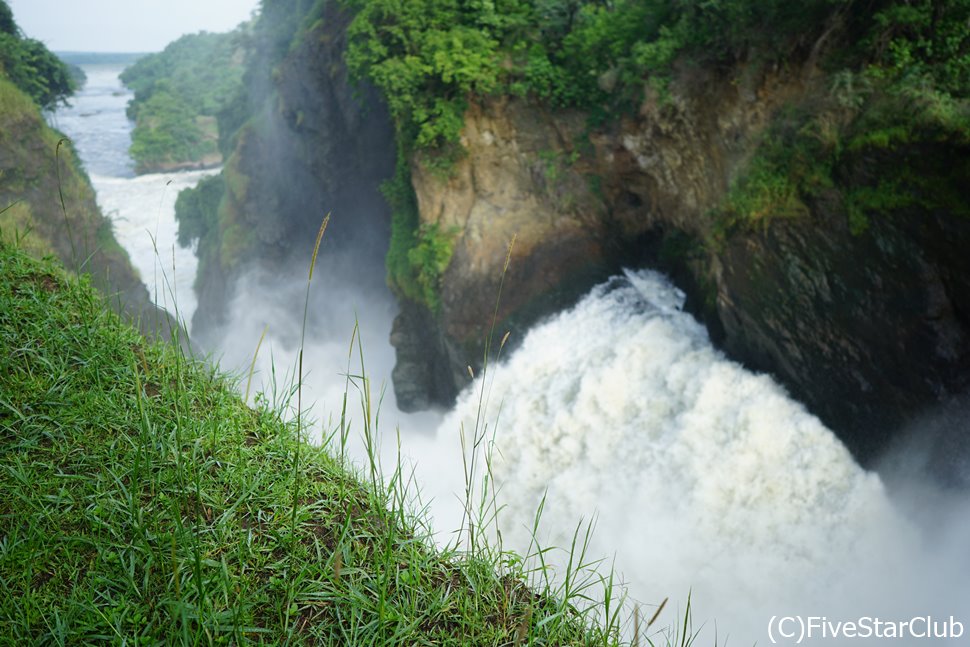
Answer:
[0,239,630,645]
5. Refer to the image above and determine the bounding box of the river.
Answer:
[55,62,970,645]
[50,63,213,333]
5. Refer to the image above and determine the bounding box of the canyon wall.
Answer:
[188,1,970,465]
[394,61,970,463]
[0,77,176,342]
[185,0,395,341]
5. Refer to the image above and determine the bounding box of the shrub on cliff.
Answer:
[343,0,844,152]
[127,82,217,171]
[720,0,970,232]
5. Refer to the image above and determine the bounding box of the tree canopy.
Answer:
[0,0,76,110]
[120,29,247,171]
[344,0,970,152]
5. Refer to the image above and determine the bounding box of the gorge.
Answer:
[167,1,970,640]
[175,0,970,469]
[6,0,968,642]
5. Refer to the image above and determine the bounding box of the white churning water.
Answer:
[90,169,213,332]
[52,63,215,332]
[429,269,969,643]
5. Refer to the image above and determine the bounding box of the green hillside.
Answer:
[121,30,247,173]
[0,240,628,645]
[0,0,171,342]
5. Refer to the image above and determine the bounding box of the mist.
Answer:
[201,260,970,644]
[198,246,445,457]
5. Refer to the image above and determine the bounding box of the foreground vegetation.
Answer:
[0,240,632,644]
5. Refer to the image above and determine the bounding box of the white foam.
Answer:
[430,270,967,642]
[91,169,216,332]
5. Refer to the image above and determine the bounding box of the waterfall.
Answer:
[426,269,969,642]
[60,63,970,646]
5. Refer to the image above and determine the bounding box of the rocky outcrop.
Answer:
[391,62,970,464]
[189,1,395,341]
[716,156,970,461]
[392,63,806,408]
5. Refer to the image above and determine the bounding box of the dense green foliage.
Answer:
[344,0,842,151]
[345,0,969,156]
[0,1,76,110]
[0,0,15,36]
[0,240,629,645]
[121,30,247,172]
[721,0,970,233]
[127,83,218,171]
[121,32,246,117]
[381,153,422,305]
[407,222,458,312]
[176,0,968,313]
[344,0,970,305]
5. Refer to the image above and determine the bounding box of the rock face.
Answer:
[392,62,970,464]
[190,2,395,341]
[717,170,970,461]
[392,64,805,408]
[395,98,622,402]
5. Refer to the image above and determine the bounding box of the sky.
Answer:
[9,0,261,53]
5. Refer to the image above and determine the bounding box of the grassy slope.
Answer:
[0,241,622,645]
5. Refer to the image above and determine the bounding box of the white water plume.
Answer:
[208,266,443,449]
[430,269,970,644]
[208,265,970,644]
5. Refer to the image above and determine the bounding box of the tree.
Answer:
[0,1,17,37]
[0,1,76,110]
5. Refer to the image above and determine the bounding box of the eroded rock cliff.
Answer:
[393,60,970,464]
[393,63,806,407]
[186,1,395,341]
